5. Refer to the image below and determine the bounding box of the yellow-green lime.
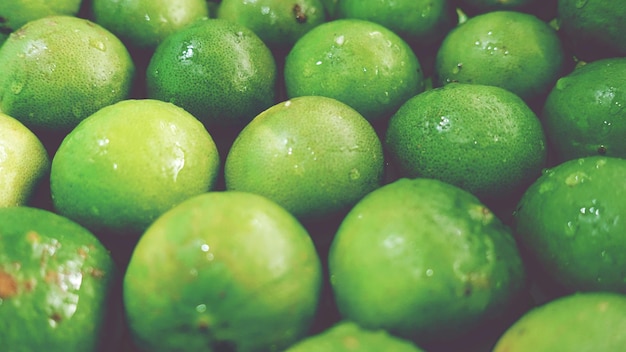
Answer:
[123,191,322,351]
[328,177,527,346]
[91,0,209,50]
[0,206,119,351]
[146,18,277,129]
[513,156,626,294]
[224,96,384,223]
[0,15,135,134]
[285,321,425,352]
[542,57,626,163]
[494,292,626,352]
[50,99,221,237]
[0,0,82,35]
[385,83,547,203]
[284,18,425,123]
[434,10,566,104]
[0,112,49,207]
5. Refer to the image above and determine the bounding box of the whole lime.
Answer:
[124,191,322,351]
[513,156,626,293]
[0,206,118,351]
[50,99,221,237]
[328,177,527,346]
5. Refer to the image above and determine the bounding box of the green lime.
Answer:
[0,112,49,207]
[217,0,327,51]
[92,0,209,50]
[513,156,626,294]
[0,0,82,34]
[50,99,221,237]
[542,57,626,163]
[0,206,118,351]
[146,18,277,129]
[328,177,527,346]
[224,96,384,223]
[557,0,626,61]
[124,191,322,351]
[434,10,566,104]
[285,321,425,352]
[0,15,135,134]
[494,292,626,351]
[335,0,458,49]
[385,83,547,203]
[284,18,425,123]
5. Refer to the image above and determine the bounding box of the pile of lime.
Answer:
[2,0,626,350]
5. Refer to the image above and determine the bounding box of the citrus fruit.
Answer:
[335,0,458,49]
[146,17,277,129]
[557,0,626,61]
[0,206,119,351]
[434,10,566,104]
[494,292,626,351]
[224,96,384,223]
[513,156,626,294]
[541,57,626,163]
[217,0,327,51]
[0,112,50,207]
[284,18,425,123]
[50,99,221,237]
[0,15,135,134]
[328,177,527,346]
[0,0,83,35]
[91,0,209,50]
[385,83,547,203]
[123,191,322,352]
[285,321,425,352]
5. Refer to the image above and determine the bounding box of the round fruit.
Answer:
[124,191,322,351]
[0,15,135,134]
[0,0,82,34]
[224,96,384,223]
[0,206,118,351]
[335,0,458,49]
[557,0,626,61]
[434,10,566,103]
[217,0,327,51]
[385,83,547,203]
[285,321,425,352]
[542,57,626,163]
[513,156,626,293]
[284,18,425,123]
[328,177,527,345]
[50,99,221,237]
[0,112,49,207]
[146,18,277,129]
[92,0,210,50]
[494,292,626,351]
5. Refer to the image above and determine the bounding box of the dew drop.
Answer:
[451,63,462,74]
[334,35,345,45]
[426,269,434,277]
[196,304,207,313]
[349,168,361,180]
[89,39,106,52]
[10,81,23,94]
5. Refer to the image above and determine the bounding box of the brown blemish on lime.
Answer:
[77,247,88,259]
[26,231,40,243]
[88,268,105,279]
[50,312,62,323]
[293,4,307,23]
[0,270,18,298]
[23,279,36,292]
[44,270,58,284]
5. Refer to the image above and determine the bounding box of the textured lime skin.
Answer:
[285,321,425,352]
[558,0,626,61]
[385,83,547,202]
[434,10,565,103]
[92,0,209,49]
[513,156,626,293]
[0,207,118,352]
[542,57,626,163]
[494,292,626,352]
[0,0,82,33]
[0,16,135,133]
[217,0,326,50]
[224,96,384,222]
[146,18,276,128]
[329,178,526,345]
[50,99,220,236]
[124,191,322,352]
[0,112,49,207]
[284,19,425,122]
